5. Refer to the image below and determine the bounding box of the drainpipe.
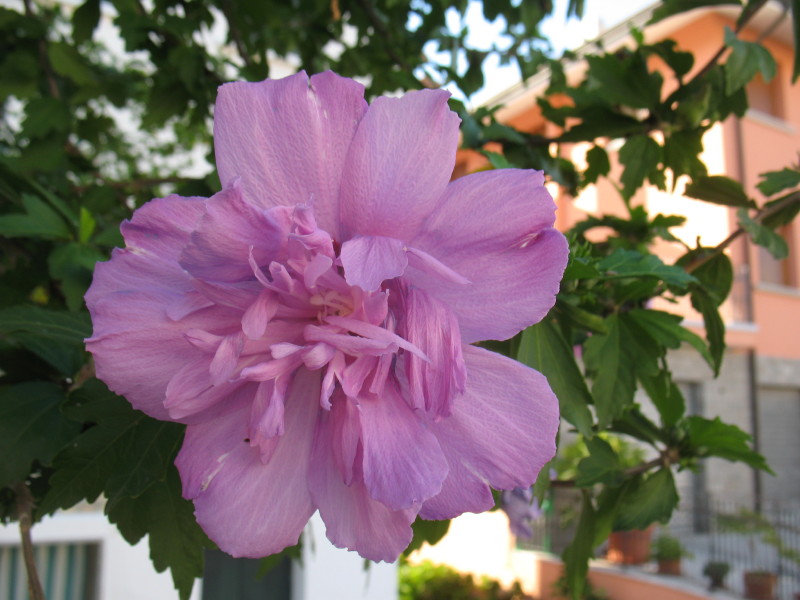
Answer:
[733,116,763,512]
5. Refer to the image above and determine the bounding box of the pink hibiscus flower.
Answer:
[85,71,567,562]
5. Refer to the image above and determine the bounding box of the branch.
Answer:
[550,453,672,488]
[13,483,45,600]
[682,191,800,274]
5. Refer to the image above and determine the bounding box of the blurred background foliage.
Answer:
[1,0,799,599]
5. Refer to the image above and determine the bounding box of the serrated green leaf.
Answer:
[724,28,776,94]
[760,193,800,230]
[737,207,789,259]
[404,518,451,556]
[0,194,72,240]
[575,437,623,487]
[562,491,595,600]
[584,315,636,428]
[685,416,772,472]
[48,242,105,311]
[21,97,71,139]
[614,469,678,531]
[689,287,726,375]
[677,249,734,306]
[38,379,184,515]
[757,168,800,196]
[0,382,80,488]
[639,369,686,427]
[619,135,662,199]
[106,467,207,600]
[47,41,96,85]
[684,175,754,208]
[583,145,609,185]
[72,0,101,44]
[627,309,713,370]
[664,129,707,182]
[599,249,697,288]
[0,305,90,375]
[518,319,594,437]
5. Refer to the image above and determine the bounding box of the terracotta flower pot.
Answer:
[743,571,777,600]
[657,558,682,575]
[607,528,652,565]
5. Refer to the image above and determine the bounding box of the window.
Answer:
[747,71,783,120]
[0,543,98,600]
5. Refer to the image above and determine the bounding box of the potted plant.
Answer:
[607,527,653,565]
[702,561,730,590]
[743,570,777,600]
[652,534,691,575]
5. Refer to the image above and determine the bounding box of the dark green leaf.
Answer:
[562,492,595,600]
[639,369,686,427]
[618,135,662,199]
[575,437,623,487]
[518,320,594,437]
[677,249,734,306]
[628,308,713,369]
[685,416,772,472]
[684,175,754,208]
[0,382,80,488]
[737,207,789,259]
[47,41,96,85]
[760,193,800,230]
[757,168,800,196]
[0,194,72,240]
[0,306,90,376]
[599,249,697,288]
[106,467,207,600]
[72,0,101,44]
[404,518,451,555]
[38,379,184,514]
[614,469,679,531]
[664,129,707,182]
[584,315,636,428]
[21,97,71,139]
[48,243,105,311]
[724,28,776,94]
[583,145,610,185]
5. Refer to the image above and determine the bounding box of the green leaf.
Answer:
[257,543,301,577]
[618,135,662,199]
[48,243,105,311]
[21,97,71,139]
[724,28,777,94]
[757,168,800,196]
[583,145,610,185]
[0,305,90,376]
[518,320,594,437]
[639,369,686,427]
[628,308,713,369]
[561,492,595,600]
[584,315,636,428]
[737,207,789,259]
[760,193,800,230]
[47,41,96,86]
[614,469,679,531]
[0,194,72,240]
[685,416,772,472]
[404,518,451,556]
[78,207,96,243]
[72,0,101,44]
[556,300,607,334]
[575,437,623,487]
[689,287,726,375]
[599,249,697,288]
[684,175,754,208]
[677,249,734,306]
[106,467,207,600]
[664,129,707,183]
[38,379,184,515]
[0,382,80,488]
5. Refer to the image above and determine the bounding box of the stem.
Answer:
[550,453,671,488]
[13,483,46,600]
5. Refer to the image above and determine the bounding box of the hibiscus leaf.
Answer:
[0,305,90,376]
[0,381,80,488]
[689,287,726,375]
[575,437,623,487]
[757,167,800,196]
[628,308,714,371]
[37,379,184,516]
[685,416,772,472]
[584,315,636,428]
[404,518,451,556]
[613,468,678,531]
[561,491,595,600]
[598,249,697,289]
[518,319,594,438]
[106,467,208,600]
[639,369,686,428]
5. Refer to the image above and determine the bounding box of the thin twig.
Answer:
[14,483,46,600]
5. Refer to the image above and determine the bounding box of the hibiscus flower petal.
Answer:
[340,235,408,292]
[359,383,448,510]
[176,370,319,558]
[214,71,368,237]
[309,402,416,562]
[338,89,460,241]
[409,169,568,343]
[179,183,290,282]
[425,345,558,517]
